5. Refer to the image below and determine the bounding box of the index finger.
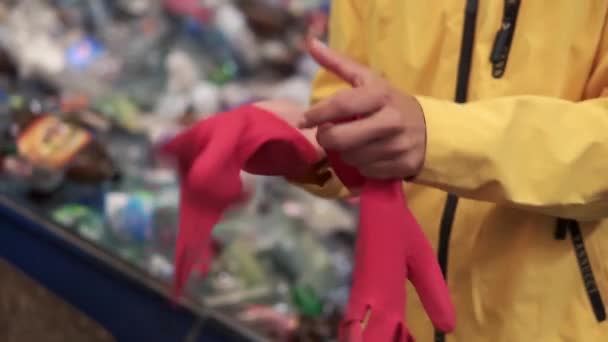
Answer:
[306,37,371,87]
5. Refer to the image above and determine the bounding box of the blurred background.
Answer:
[0,1,360,341]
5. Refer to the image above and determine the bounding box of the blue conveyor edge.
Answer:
[0,197,264,342]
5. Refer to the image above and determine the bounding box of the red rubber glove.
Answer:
[162,104,455,341]
[327,149,454,341]
[162,105,319,296]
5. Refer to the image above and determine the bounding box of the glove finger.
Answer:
[405,211,455,332]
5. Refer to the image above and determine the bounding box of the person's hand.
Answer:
[298,38,427,180]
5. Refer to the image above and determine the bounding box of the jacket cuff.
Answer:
[413,96,482,187]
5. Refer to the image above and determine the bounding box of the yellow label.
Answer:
[17,116,91,170]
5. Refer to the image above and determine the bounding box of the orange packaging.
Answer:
[17,116,91,170]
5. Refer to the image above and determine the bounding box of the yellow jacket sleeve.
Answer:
[416,95,608,221]
[415,35,608,221]
[415,19,608,222]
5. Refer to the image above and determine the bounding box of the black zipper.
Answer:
[490,0,521,78]
[555,219,607,322]
[434,1,478,341]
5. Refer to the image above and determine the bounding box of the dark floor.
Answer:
[0,258,115,342]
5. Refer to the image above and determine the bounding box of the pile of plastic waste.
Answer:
[0,1,360,340]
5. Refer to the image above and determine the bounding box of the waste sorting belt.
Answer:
[0,196,264,342]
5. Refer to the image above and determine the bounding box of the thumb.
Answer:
[307,37,370,87]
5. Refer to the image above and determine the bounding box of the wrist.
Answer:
[413,95,428,179]
[402,95,427,181]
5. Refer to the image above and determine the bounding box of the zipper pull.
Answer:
[490,0,520,78]
[490,23,512,64]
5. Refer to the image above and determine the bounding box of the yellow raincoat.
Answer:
[302,0,608,341]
